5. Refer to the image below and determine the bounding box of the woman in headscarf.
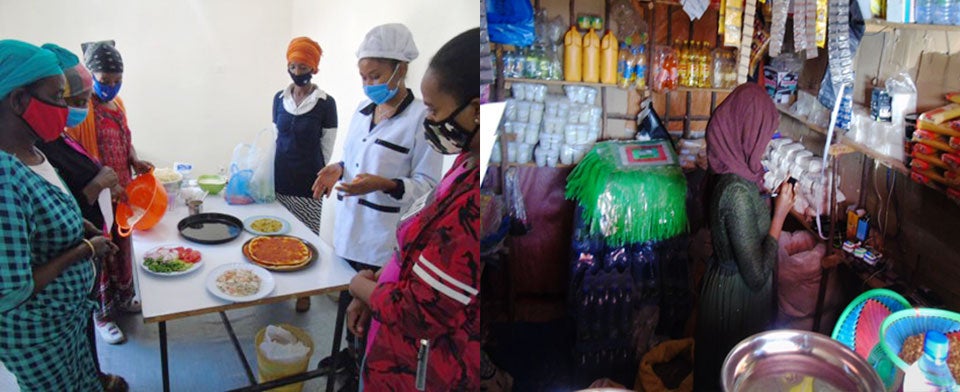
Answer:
[273,36,337,235]
[272,36,338,313]
[66,39,153,345]
[35,43,129,391]
[693,83,795,390]
[310,23,443,386]
[0,39,119,392]
[346,28,481,391]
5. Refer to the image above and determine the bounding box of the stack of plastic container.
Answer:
[491,82,600,167]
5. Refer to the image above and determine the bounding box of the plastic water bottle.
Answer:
[933,0,953,25]
[903,331,960,391]
[916,0,933,24]
[953,0,960,25]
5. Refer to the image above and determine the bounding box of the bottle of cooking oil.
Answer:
[617,40,634,88]
[676,40,688,87]
[634,45,647,90]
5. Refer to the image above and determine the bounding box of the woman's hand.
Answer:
[773,180,796,218]
[132,159,154,175]
[312,163,343,199]
[94,166,119,192]
[88,236,119,260]
[336,173,395,197]
[346,298,372,337]
[348,270,377,302]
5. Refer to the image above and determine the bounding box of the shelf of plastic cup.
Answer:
[864,19,960,33]
[490,162,576,169]
[775,105,910,175]
[503,77,634,90]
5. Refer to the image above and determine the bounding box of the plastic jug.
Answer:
[116,170,168,237]
[582,28,601,83]
[563,26,583,82]
[903,331,960,391]
[600,30,618,84]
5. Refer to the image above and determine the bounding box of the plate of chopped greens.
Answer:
[141,244,204,276]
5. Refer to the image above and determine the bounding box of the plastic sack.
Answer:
[775,231,834,331]
[635,338,694,392]
[486,0,535,46]
[226,127,276,204]
[635,98,671,141]
[255,324,314,392]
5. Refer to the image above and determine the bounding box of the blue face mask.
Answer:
[93,80,121,102]
[363,64,400,105]
[65,106,89,128]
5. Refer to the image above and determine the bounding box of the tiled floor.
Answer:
[0,294,349,391]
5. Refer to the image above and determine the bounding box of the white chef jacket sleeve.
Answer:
[393,132,443,205]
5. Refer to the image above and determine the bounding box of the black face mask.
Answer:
[289,71,312,86]
[423,100,477,155]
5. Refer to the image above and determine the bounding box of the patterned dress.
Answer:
[364,153,480,391]
[0,152,100,391]
[91,98,135,318]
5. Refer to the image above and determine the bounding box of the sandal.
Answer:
[99,373,129,392]
[119,297,141,313]
[95,320,126,345]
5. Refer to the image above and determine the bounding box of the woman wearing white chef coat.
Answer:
[311,23,442,385]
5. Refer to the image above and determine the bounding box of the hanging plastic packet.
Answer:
[724,0,744,47]
[769,0,790,57]
[794,0,809,55]
[816,0,828,47]
[503,166,530,235]
[805,0,818,58]
[736,0,757,83]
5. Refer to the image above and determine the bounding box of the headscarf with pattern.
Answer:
[81,40,123,74]
[706,83,779,189]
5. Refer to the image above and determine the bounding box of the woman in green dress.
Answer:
[693,83,796,390]
[0,40,118,391]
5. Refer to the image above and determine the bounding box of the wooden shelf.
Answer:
[775,105,909,174]
[503,78,733,94]
[504,77,630,90]
[865,19,960,33]
[669,86,734,93]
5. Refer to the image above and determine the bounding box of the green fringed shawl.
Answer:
[565,140,688,246]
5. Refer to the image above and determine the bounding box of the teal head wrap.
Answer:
[0,40,63,100]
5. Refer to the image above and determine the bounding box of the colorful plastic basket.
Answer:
[880,308,960,371]
[831,289,912,390]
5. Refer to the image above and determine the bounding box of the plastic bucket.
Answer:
[115,170,168,237]
[255,324,315,392]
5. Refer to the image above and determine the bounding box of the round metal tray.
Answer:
[177,213,243,244]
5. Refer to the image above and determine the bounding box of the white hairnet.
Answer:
[356,23,419,62]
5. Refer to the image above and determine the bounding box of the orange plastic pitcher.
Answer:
[563,26,583,82]
[582,28,601,83]
[115,169,168,237]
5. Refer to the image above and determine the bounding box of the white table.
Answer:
[132,196,356,391]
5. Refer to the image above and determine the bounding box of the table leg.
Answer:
[220,311,258,385]
[160,321,169,392]
[327,290,350,392]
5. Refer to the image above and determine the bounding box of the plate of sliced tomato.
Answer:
[141,244,204,276]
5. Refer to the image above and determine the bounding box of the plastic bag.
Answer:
[226,127,277,205]
[886,71,918,127]
[486,0,535,46]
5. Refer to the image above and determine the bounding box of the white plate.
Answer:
[243,215,291,236]
[205,263,275,302]
[141,244,204,276]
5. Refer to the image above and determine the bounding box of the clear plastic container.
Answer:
[932,0,952,25]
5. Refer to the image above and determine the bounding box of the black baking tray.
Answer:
[177,213,243,244]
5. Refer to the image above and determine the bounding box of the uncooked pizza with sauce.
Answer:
[243,235,313,270]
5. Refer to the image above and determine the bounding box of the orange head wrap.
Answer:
[286,37,322,74]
